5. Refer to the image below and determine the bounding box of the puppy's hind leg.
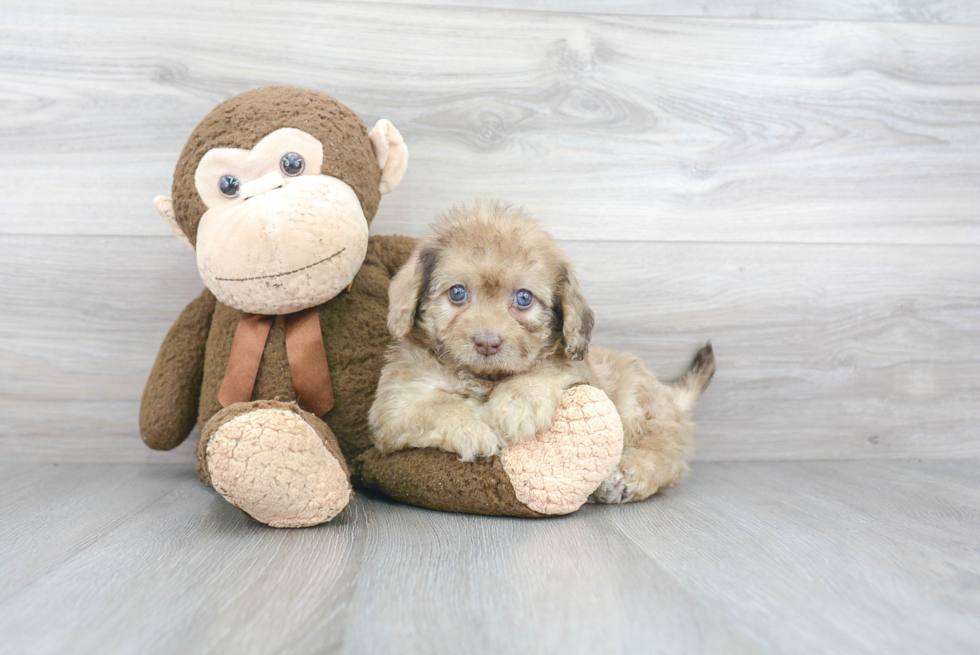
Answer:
[590,342,714,504]
[592,446,690,504]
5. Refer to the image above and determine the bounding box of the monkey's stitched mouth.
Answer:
[215,248,346,282]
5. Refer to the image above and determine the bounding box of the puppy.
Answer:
[368,201,714,503]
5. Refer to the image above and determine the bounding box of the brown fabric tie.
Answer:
[217,308,335,416]
[284,307,335,416]
[217,313,274,409]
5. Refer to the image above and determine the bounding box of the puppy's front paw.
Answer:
[589,467,636,504]
[443,420,503,461]
[489,385,559,444]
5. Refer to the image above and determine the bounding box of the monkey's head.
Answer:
[154,86,408,315]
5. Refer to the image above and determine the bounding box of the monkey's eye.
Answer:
[449,285,467,303]
[218,175,240,198]
[515,289,533,308]
[280,152,305,177]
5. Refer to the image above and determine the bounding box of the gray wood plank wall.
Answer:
[1,0,978,463]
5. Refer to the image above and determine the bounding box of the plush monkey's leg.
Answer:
[499,385,623,515]
[360,447,546,517]
[360,385,623,517]
[198,400,352,528]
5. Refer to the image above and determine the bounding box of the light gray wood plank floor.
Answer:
[1,460,977,655]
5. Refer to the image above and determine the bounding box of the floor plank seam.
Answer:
[4,233,980,249]
[334,0,980,27]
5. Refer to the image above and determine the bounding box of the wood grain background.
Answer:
[1,0,978,463]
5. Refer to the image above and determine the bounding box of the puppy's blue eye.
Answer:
[219,175,240,198]
[515,289,533,307]
[449,285,467,303]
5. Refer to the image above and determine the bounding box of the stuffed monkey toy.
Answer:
[141,86,623,526]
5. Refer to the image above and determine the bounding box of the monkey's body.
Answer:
[141,234,415,469]
[142,234,416,527]
[196,235,416,467]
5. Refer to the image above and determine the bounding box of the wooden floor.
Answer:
[0,460,978,655]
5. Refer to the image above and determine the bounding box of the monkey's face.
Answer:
[193,128,369,315]
[154,87,408,315]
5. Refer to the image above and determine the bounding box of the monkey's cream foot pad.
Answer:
[205,407,352,527]
[501,385,624,515]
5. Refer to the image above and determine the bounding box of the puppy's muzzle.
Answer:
[474,333,503,356]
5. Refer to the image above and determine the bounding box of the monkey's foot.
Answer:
[203,403,352,527]
[500,385,624,515]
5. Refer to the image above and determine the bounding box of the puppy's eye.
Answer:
[515,289,533,308]
[280,152,305,177]
[448,285,467,303]
[218,175,240,198]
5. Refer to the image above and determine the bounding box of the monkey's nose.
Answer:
[474,333,503,356]
[239,171,284,200]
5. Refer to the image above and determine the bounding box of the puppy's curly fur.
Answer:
[369,201,714,503]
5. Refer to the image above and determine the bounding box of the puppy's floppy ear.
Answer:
[557,264,594,360]
[387,246,436,340]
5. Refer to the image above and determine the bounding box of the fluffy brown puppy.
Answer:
[369,201,715,503]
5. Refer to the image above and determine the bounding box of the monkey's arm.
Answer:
[366,234,417,278]
[140,289,216,450]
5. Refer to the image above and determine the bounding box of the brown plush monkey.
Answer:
[142,86,622,526]
[141,86,416,527]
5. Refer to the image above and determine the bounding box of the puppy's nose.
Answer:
[474,333,503,356]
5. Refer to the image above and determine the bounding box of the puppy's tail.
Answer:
[673,341,715,414]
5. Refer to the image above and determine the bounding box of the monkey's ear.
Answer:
[368,119,408,195]
[559,264,594,360]
[154,196,194,252]
[387,247,433,340]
